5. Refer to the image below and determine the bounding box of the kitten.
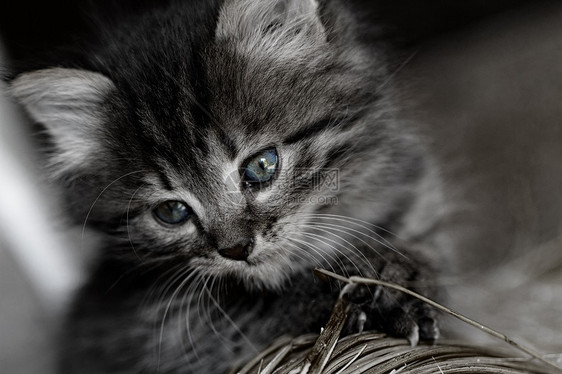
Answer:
[10,0,441,372]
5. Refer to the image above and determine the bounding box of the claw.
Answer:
[340,283,358,300]
[406,324,419,347]
[419,318,440,342]
[356,311,367,334]
[373,285,382,302]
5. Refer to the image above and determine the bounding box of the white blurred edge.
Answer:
[0,43,83,316]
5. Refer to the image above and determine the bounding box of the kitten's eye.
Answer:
[153,201,191,225]
[243,149,278,184]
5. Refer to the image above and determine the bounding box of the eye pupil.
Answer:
[153,201,190,225]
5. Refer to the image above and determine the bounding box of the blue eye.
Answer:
[153,201,191,225]
[244,149,278,184]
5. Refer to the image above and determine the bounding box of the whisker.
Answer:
[282,235,342,276]
[181,273,206,366]
[303,221,392,254]
[295,212,401,253]
[376,48,420,93]
[275,237,323,270]
[284,234,337,266]
[156,269,197,371]
[195,275,211,339]
[81,170,146,248]
[293,230,356,274]
[102,261,150,296]
[295,212,401,238]
[126,184,147,261]
[203,281,260,354]
[297,221,406,262]
[199,277,236,351]
[295,229,371,277]
[143,263,185,308]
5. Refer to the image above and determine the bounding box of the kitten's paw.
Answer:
[342,264,440,345]
[373,300,439,346]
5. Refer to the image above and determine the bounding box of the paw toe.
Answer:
[418,317,440,341]
[382,308,421,345]
[406,324,420,347]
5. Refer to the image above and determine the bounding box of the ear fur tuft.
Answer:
[216,0,327,62]
[10,68,114,176]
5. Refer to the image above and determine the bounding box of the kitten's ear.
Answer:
[216,0,328,60]
[10,68,115,175]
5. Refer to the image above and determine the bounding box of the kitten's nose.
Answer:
[218,238,254,261]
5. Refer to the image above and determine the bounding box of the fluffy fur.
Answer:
[10,0,441,372]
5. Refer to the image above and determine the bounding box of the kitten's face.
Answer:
[11,0,419,289]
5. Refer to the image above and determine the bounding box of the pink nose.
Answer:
[218,238,253,261]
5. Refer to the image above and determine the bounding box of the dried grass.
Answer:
[229,269,562,374]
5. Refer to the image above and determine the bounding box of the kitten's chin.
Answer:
[190,253,297,291]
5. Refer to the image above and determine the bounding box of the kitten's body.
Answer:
[10,0,442,372]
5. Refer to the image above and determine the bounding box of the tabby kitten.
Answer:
[10,0,440,372]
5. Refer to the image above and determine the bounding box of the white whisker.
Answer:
[126,184,146,261]
[282,235,342,276]
[181,274,206,366]
[302,221,397,258]
[81,170,146,248]
[156,269,197,371]
[295,229,369,277]
[275,238,323,269]
[295,213,402,254]
[203,282,260,354]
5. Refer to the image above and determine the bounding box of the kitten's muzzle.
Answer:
[218,237,254,261]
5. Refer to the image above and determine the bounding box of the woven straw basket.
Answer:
[230,270,561,374]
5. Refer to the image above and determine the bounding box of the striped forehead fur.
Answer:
[216,0,328,63]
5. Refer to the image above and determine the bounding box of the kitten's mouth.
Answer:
[191,251,290,290]
[219,251,260,267]
[193,251,261,271]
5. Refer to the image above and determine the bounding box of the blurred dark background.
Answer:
[0,0,555,63]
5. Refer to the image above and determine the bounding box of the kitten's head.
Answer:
[10,0,422,290]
